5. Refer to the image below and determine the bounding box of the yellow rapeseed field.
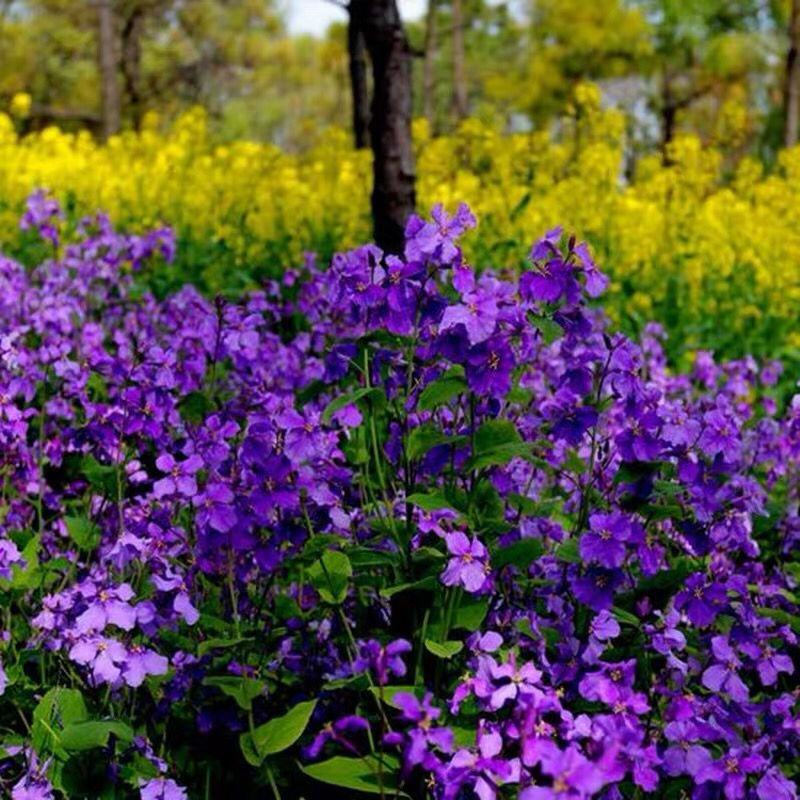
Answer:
[2,84,800,356]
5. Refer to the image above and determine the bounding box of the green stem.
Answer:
[264,761,282,800]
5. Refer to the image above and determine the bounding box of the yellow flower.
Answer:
[0,87,798,354]
[9,93,32,119]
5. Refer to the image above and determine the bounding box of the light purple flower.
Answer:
[441,532,489,593]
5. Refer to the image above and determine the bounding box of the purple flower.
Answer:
[304,715,369,760]
[571,567,623,611]
[476,654,543,710]
[551,405,598,446]
[153,454,203,498]
[75,583,137,633]
[520,744,607,799]
[578,658,637,706]
[580,512,633,568]
[69,635,128,685]
[662,721,714,777]
[589,610,621,642]
[699,407,741,462]
[675,574,728,626]
[573,241,608,297]
[20,189,63,247]
[10,750,54,800]
[447,729,520,800]
[701,636,749,702]
[465,336,514,399]
[193,482,237,533]
[385,692,453,766]
[124,644,169,688]
[353,639,412,685]
[755,646,794,686]
[441,532,489,593]
[139,778,188,800]
[439,287,499,345]
[404,202,476,264]
[520,257,575,304]
[757,768,797,800]
[276,408,326,463]
[692,747,765,800]
[151,572,200,625]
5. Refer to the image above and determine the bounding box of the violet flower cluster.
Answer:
[0,193,797,799]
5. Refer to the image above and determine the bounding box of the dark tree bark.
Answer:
[784,0,800,148]
[347,6,371,150]
[661,105,677,164]
[423,0,438,124]
[121,3,145,128]
[451,0,467,120]
[351,0,417,255]
[97,0,121,138]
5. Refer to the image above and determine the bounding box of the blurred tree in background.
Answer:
[0,0,799,160]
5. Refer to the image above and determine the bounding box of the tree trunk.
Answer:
[423,0,438,124]
[121,3,145,129]
[784,0,800,148]
[660,74,676,164]
[351,0,417,255]
[97,0,121,138]
[451,0,467,120]
[347,7,370,150]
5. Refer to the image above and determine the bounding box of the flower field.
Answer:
[0,188,798,799]
[3,89,800,362]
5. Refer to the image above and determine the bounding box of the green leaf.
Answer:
[197,636,254,656]
[410,546,445,565]
[406,424,464,461]
[640,502,682,521]
[493,538,544,570]
[452,597,489,631]
[239,732,262,768]
[308,550,352,604]
[379,575,436,598]
[467,421,530,470]
[635,558,695,595]
[451,725,477,748]
[323,674,371,693]
[65,517,100,550]
[348,548,399,570]
[528,312,563,344]
[469,480,505,527]
[300,755,407,796]
[474,420,521,453]
[203,676,265,710]
[178,390,214,425]
[86,372,108,402]
[467,441,534,471]
[59,720,134,751]
[612,607,641,628]
[614,461,662,485]
[424,639,464,659]
[240,699,317,765]
[32,688,87,754]
[303,533,347,560]
[555,538,581,564]
[405,491,455,511]
[81,455,117,496]
[418,369,467,411]
[6,533,41,590]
